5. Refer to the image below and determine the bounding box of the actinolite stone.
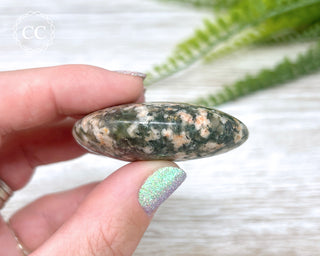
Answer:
[72,102,249,161]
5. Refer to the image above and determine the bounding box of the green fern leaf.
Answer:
[145,0,320,86]
[194,41,320,107]
[261,21,320,44]
[204,4,320,62]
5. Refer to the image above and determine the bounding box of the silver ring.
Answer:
[7,221,30,256]
[0,179,13,209]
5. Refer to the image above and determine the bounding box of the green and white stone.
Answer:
[72,102,249,161]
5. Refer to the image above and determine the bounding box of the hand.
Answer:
[0,65,186,256]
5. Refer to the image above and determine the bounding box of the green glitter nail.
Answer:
[138,166,186,215]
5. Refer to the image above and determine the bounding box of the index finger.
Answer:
[0,64,144,135]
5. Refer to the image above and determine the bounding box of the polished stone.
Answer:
[72,102,249,161]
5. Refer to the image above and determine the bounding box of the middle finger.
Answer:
[0,120,85,190]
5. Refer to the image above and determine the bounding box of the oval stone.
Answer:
[72,102,249,161]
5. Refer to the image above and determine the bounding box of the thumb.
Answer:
[31,161,186,256]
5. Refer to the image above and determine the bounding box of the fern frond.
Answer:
[195,41,320,107]
[204,4,320,62]
[145,0,320,86]
[261,21,320,44]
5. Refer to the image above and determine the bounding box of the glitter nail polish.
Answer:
[114,70,147,80]
[138,167,186,215]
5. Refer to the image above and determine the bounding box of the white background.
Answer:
[1,1,320,255]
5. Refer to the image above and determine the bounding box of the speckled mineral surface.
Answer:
[72,102,248,161]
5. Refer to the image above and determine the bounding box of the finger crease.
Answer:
[48,83,61,117]
[19,142,41,169]
[40,209,56,234]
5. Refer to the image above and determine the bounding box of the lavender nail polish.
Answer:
[114,70,147,80]
[138,167,186,215]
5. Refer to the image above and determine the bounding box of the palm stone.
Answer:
[72,102,249,161]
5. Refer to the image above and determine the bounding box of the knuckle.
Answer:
[85,218,126,256]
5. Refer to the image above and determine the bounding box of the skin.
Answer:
[0,64,179,256]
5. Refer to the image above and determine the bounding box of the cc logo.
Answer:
[22,25,47,40]
[13,11,55,53]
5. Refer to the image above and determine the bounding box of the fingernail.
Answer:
[115,70,147,80]
[139,167,186,215]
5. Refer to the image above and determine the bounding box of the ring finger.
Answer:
[0,182,98,255]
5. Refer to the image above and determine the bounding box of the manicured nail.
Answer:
[115,70,147,80]
[139,167,186,215]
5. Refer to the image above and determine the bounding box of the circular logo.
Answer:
[13,11,55,53]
